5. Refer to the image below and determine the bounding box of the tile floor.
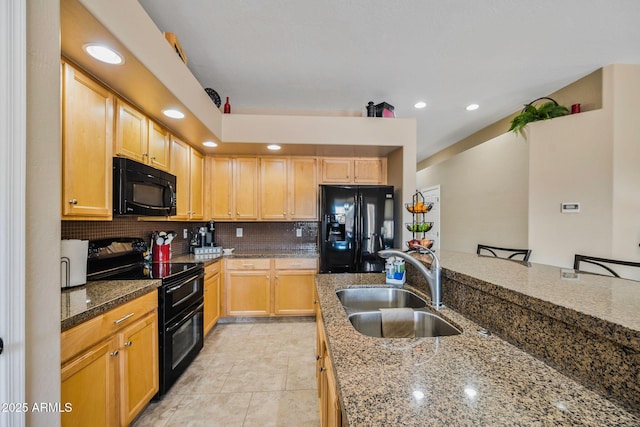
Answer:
[132,319,320,427]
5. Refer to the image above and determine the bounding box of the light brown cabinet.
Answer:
[61,291,158,427]
[273,258,317,315]
[114,98,172,172]
[316,307,343,427]
[259,157,318,221]
[320,157,386,184]
[171,136,204,220]
[208,157,259,221]
[204,261,222,335]
[224,258,317,317]
[61,62,113,220]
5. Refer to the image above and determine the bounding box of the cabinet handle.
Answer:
[319,366,325,372]
[237,212,240,216]
[150,156,156,161]
[110,350,119,357]
[124,341,132,347]
[114,313,134,324]
[142,152,149,157]
[316,354,321,361]
[275,275,279,279]
[314,300,318,305]
[228,211,231,216]
[69,199,78,205]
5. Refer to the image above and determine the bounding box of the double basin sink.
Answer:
[336,287,461,338]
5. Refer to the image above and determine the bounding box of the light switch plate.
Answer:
[236,228,243,237]
[561,202,580,213]
[183,229,188,239]
[296,228,302,237]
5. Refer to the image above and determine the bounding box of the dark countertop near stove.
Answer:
[61,279,161,332]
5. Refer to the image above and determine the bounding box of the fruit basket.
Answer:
[405,222,433,232]
[406,238,434,251]
[405,202,433,213]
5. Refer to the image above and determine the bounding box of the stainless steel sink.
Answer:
[348,310,462,338]
[336,288,428,311]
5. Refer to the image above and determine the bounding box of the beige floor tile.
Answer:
[286,356,317,391]
[165,392,253,427]
[221,356,289,393]
[243,390,320,427]
[134,320,319,426]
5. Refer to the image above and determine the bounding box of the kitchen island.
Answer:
[315,250,640,426]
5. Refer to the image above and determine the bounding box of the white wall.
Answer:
[26,0,62,425]
[417,131,529,254]
[527,110,613,267]
[609,65,640,273]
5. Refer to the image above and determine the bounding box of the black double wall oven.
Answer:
[87,238,204,397]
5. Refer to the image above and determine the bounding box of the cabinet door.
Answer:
[61,63,113,220]
[115,98,148,163]
[320,158,352,183]
[260,158,288,220]
[274,270,315,315]
[234,157,259,220]
[204,261,221,335]
[290,158,318,220]
[61,337,118,427]
[210,157,234,220]
[354,159,384,183]
[119,311,159,426]
[189,148,204,220]
[148,120,171,171]
[226,270,270,316]
[170,136,190,220]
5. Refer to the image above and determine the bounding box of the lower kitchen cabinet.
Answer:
[273,258,316,316]
[61,291,158,427]
[316,306,343,427]
[224,258,317,317]
[204,260,222,335]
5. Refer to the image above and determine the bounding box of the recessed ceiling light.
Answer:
[202,141,218,147]
[83,44,123,65]
[163,109,185,119]
[414,101,427,109]
[466,104,479,111]
[267,144,281,151]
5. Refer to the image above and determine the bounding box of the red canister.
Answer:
[152,243,171,263]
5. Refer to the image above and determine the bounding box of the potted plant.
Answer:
[508,97,570,136]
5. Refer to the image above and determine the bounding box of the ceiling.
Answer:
[137,0,640,162]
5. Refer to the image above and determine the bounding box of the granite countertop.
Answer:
[428,250,640,349]
[316,266,640,425]
[172,251,318,263]
[61,279,161,332]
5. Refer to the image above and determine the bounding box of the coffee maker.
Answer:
[190,220,216,253]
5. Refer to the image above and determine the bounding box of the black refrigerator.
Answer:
[319,185,395,273]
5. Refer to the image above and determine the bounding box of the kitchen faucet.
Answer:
[378,246,443,310]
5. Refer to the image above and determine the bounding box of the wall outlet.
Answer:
[296,228,302,237]
[236,227,243,237]
[183,229,188,239]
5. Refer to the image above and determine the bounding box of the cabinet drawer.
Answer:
[205,260,222,276]
[275,258,318,270]
[61,291,158,363]
[225,258,271,270]
[102,291,157,334]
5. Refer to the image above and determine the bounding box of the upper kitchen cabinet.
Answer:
[208,157,259,221]
[259,157,318,221]
[320,157,386,184]
[61,62,114,220]
[115,98,171,172]
[170,136,203,220]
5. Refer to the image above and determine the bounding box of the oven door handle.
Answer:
[166,274,201,294]
[166,302,204,333]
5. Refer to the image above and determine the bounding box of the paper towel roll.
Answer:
[60,240,88,288]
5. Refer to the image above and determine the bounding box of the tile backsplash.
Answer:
[61,217,319,254]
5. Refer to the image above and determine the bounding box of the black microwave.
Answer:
[113,157,177,216]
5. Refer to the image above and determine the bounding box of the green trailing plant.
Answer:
[508,97,570,136]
